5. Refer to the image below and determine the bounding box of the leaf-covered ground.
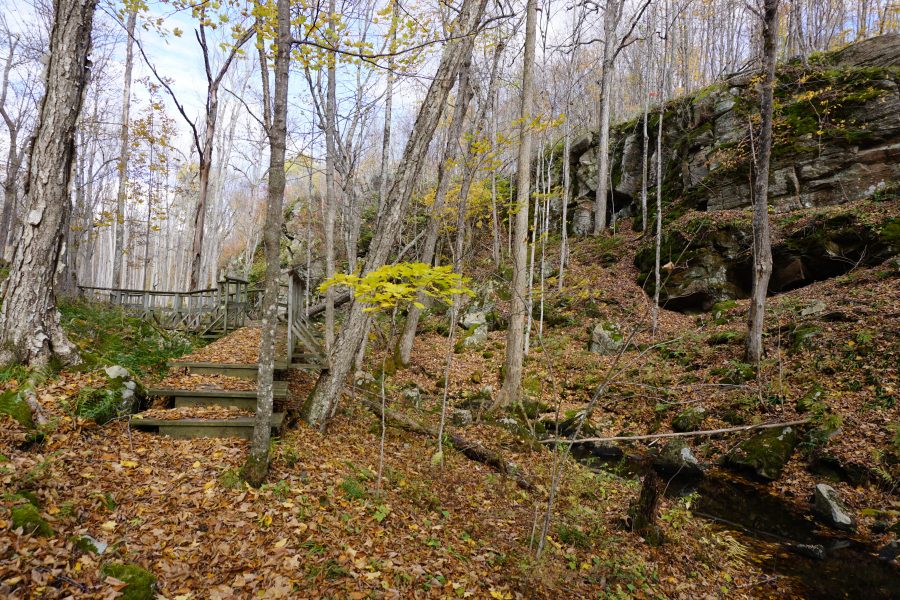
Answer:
[2,394,777,598]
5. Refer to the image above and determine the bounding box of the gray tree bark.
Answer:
[243,0,289,487]
[746,0,779,364]
[304,0,489,429]
[592,0,623,235]
[395,64,474,367]
[0,0,97,367]
[323,0,339,354]
[112,9,136,290]
[495,0,537,409]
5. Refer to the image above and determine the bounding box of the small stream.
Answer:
[576,452,900,598]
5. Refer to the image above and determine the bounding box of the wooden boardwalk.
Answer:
[83,272,329,438]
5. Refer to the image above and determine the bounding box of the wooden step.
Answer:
[166,360,289,379]
[148,381,289,410]
[132,413,285,439]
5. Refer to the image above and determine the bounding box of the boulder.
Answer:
[652,440,704,477]
[451,409,473,427]
[75,366,146,425]
[460,307,488,330]
[458,386,493,411]
[725,425,800,480]
[401,386,421,407]
[813,483,855,530]
[671,407,707,432]
[588,322,623,355]
[458,324,488,350]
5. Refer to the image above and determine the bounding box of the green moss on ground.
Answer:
[100,563,157,600]
[10,503,53,537]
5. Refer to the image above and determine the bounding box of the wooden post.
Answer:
[287,274,295,365]
[223,278,230,335]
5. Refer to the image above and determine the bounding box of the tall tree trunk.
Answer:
[652,3,671,336]
[323,0,338,354]
[0,0,96,367]
[746,0,779,365]
[495,0,537,409]
[304,0,488,429]
[592,0,621,235]
[113,9,136,290]
[395,63,475,367]
[243,1,289,487]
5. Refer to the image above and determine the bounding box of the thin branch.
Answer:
[540,418,810,444]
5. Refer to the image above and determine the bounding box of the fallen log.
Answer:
[361,398,535,491]
[306,291,352,318]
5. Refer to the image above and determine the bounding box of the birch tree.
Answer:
[746,0,779,364]
[243,0,290,487]
[112,8,136,290]
[495,0,537,409]
[0,0,97,366]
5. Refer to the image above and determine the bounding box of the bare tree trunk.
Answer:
[112,9,136,290]
[0,37,24,262]
[323,0,338,354]
[304,0,488,428]
[395,65,474,367]
[746,0,779,365]
[244,1,289,487]
[592,0,622,235]
[652,5,670,336]
[0,0,96,367]
[495,0,537,409]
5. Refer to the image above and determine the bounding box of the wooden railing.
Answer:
[77,276,251,337]
[79,272,328,369]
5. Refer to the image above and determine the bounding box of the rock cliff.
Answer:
[567,34,900,232]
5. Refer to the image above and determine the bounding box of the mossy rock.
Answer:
[671,407,707,433]
[0,389,34,429]
[10,503,53,537]
[74,366,146,425]
[725,425,800,480]
[519,400,550,419]
[100,563,157,600]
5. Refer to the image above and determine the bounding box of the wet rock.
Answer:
[878,540,899,565]
[100,563,157,600]
[652,440,704,477]
[588,322,623,355]
[11,503,53,537]
[451,409,473,427]
[724,425,800,480]
[813,483,855,530]
[671,407,707,432]
[791,543,827,560]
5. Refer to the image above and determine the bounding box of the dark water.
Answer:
[577,452,900,599]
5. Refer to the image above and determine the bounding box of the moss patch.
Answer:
[0,389,34,429]
[10,503,53,537]
[100,563,157,600]
[725,426,801,480]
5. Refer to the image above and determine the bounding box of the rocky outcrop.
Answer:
[634,208,900,312]
[564,35,900,228]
